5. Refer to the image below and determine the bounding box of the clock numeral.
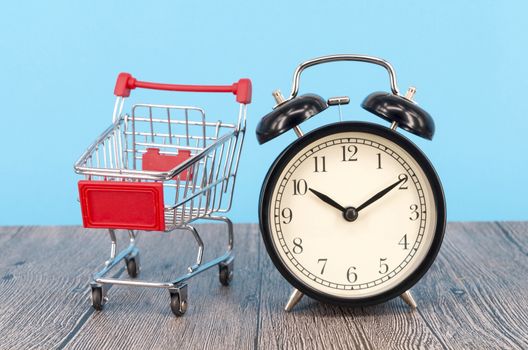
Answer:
[376,153,382,169]
[346,266,358,283]
[409,204,419,221]
[313,156,327,173]
[317,258,328,274]
[341,145,358,162]
[399,234,409,250]
[292,179,308,195]
[292,237,303,254]
[293,179,308,196]
[398,174,409,190]
[281,208,292,224]
[379,258,389,274]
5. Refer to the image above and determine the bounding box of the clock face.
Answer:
[260,122,445,304]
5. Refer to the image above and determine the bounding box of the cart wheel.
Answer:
[219,258,234,286]
[126,257,140,278]
[170,293,188,317]
[91,286,104,311]
[169,284,188,317]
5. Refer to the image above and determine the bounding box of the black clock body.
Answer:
[259,121,446,306]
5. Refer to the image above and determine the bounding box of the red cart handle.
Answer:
[114,72,252,104]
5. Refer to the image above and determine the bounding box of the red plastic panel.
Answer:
[78,181,165,231]
[142,148,193,180]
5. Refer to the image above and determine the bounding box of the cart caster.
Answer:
[219,256,234,286]
[125,254,140,278]
[169,284,188,317]
[91,285,105,311]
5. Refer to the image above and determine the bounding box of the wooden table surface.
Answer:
[0,222,526,349]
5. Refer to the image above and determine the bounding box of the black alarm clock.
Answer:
[256,54,446,311]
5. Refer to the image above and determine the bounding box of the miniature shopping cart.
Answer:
[74,72,251,316]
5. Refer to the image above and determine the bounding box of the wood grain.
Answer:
[0,226,113,350]
[0,222,526,349]
[496,221,528,255]
[413,222,528,349]
[0,226,23,248]
[64,223,261,350]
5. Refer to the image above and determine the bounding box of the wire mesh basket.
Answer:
[74,72,251,316]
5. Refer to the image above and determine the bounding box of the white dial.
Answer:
[264,127,441,300]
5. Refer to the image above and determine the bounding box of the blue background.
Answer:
[0,1,526,225]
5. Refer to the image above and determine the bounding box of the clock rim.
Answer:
[258,121,446,307]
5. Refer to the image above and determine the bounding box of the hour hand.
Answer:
[308,188,346,213]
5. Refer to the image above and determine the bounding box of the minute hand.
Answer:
[356,177,406,212]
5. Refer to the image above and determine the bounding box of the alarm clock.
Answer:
[256,54,446,312]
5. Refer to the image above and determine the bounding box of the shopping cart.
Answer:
[74,72,251,316]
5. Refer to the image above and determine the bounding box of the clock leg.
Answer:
[284,288,304,312]
[400,290,417,309]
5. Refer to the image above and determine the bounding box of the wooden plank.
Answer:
[0,226,23,248]
[496,221,528,255]
[256,234,444,350]
[0,226,115,349]
[414,222,528,349]
[64,223,261,350]
[0,223,526,349]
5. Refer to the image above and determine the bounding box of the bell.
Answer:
[256,93,328,144]
[362,90,435,140]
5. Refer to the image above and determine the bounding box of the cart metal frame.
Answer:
[74,73,251,315]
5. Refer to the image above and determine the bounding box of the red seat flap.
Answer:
[142,148,193,180]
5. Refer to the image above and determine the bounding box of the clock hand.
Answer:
[356,177,406,212]
[308,188,346,213]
